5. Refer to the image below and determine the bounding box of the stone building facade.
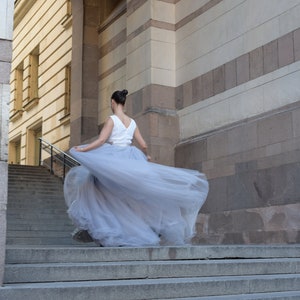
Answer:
[0,0,13,285]
[9,0,72,165]
[71,0,300,244]
[9,0,300,244]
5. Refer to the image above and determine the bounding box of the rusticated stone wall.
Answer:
[176,102,300,244]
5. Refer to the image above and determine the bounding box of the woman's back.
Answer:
[108,115,136,147]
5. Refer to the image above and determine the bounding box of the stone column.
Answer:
[0,0,13,286]
[70,0,99,147]
[126,0,178,166]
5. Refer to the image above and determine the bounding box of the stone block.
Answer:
[201,176,227,213]
[207,213,234,234]
[149,113,159,137]
[292,107,300,137]
[257,111,293,147]
[175,139,206,169]
[249,47,263,80]
[236,53,249,85]
[175,85,183,109]
[256,163,300,207]
[227,122,257,155]
[221,232,244,244]
[132,89,143,115]
[149,85,175,110]
[81,116,98,141]
[0,211,6,285]
[0,62,11,84]
[192,76,203,103]
[226,171,261,211]
[232,211,264,232]
[205,164,235,180]
[224,60,236,90]
[157,114,178,140]
[278,32,294,68]
[246,230,290,244]
[235,160,257,174]
[263,40,278,74]
[213,65,225,95]
[0,40,12,63]
[207,131,228,160]
[82,98,98,117]
[265,143,282,157]
[182,80,193,108]
[293,28,300,61]
[84,5,99,27]
[0,161,7,285]
[201,71,213,100]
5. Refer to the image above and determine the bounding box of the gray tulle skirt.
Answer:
[64,144,209,247]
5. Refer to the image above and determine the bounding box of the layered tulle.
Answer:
[64,144,209,247]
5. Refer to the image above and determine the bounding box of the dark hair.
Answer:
[111,89,128,105]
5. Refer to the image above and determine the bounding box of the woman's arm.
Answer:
[74,117,114,152]
[134,126,151,161]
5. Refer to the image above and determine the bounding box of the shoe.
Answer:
[72,229,94,243]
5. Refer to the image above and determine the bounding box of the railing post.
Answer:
[38,137,80,179]
[63,153,66,180]
[50,145,54,174]
[38,138,42,166]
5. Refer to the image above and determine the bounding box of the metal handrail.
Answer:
[38,137,80,180]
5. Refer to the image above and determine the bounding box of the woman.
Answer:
[64,89,209,247]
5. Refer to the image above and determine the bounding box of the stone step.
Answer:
[4,258,300,284]
[1,274,300,300]
[6,230,73,238]
[7,219,72,226]
[7,212,69,219]
[7,198,66,204]
[6,237,81,246]
[5,245,300,264]
[159,291,300,299]
[7,207,67,214]
[7,206,67,218]
[8,190,62,195]
[7,204,67,209]
[6,224,74,231]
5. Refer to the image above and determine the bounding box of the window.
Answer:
[10,62,24,121]
[24,46,39,111]
[67,0,72,16]
[65,64,71,115]
[29,46,39,101]
[14,62,23,111]
[62,0,72,28]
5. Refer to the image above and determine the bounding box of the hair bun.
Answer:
[121,89,128,96]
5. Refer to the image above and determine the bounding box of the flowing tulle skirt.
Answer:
[64,144,209,247]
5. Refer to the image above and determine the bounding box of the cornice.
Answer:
[14,0,38,29]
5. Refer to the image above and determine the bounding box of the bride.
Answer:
[64,89,209,247]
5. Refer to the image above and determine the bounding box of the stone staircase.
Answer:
[1,165,300,299]
[2,245,300,299]
[6,164,76,245]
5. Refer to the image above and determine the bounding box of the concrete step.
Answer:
[159,291,300,299]
[6,237,81,246]
[7,208,67,214]
[7,197,66,205]
[6,223,74,231]
[1,274,300,300]
[4,258,300,284]
[7,164,73,246]
[6,230,73,238]
[7,213,70,220]
[5,245,300,264]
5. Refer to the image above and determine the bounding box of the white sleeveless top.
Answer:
[108,115,136,147]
